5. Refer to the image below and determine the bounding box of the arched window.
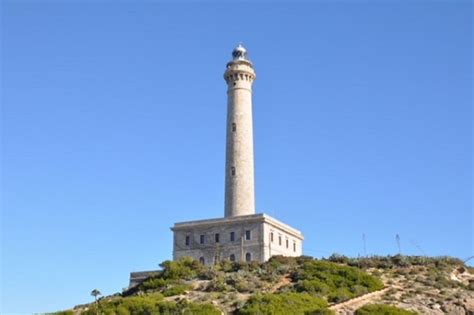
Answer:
[245,252,251,262]
[199,257,205,264]
[229,254,236,262]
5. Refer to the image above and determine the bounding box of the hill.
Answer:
[52,255,474,315]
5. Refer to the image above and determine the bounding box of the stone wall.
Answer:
[173,219,264,264]
[129,270,159,288]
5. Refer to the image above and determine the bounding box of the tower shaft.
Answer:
[224,45,256,217]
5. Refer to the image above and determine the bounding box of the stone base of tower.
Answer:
[171,213,304,266]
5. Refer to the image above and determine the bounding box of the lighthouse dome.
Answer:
[232,43,248,60]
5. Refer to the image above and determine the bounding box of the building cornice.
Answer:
[171,213,304,240]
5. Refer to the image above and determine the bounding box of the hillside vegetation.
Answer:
[53,255,474,315]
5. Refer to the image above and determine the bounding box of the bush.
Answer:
[82,295,162,315]
[355,304,418,315]
[237,292,332,315]
[140,277,169,291]
[160,257,205,280]
[293,260,384,302]
[162,284,192,297]
[206,275,229,292]
[327,255,464,270]
[81,296,220,315]
[181,302,222,315]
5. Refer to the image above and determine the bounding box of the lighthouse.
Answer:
[170,45,304,265]
[224,44,256,218]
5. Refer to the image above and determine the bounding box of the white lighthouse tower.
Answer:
[224,44,256,218]
[169,44,304,266]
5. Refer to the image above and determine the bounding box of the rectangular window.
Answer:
[231,167,236,176]
[270,232,274,242]
[230,232,235,242]
[200,235,205,244]
[185,235,190,246]
[215,233,220,243]
[293,242,296,252]
[232,123,236,132]
[279,235,282,246]
[286,239,289,248]
[245,230,251,240]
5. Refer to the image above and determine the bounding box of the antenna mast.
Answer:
[396,234,401,255]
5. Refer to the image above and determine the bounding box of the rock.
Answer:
[441,303,466,315]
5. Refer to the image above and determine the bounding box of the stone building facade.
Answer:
[171,45,304,265]
[172,214,303,264]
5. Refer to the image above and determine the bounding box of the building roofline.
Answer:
[171,213,304,240]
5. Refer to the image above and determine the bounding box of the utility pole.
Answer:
[396,234,401,255]
[362,233,367,257]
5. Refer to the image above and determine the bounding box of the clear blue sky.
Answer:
[1,0,472,313]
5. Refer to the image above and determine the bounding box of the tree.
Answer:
[91,289,102,301]
[90,289,102,315]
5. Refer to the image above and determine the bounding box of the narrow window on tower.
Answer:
[232,123,236,132]
[200,234,205,244]
[185,235,190,246]
[230,231,235,242]
[245,230,251,240]
[215,233,220,243]
[231,167,236,176]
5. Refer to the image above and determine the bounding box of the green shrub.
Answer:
[355,304,418,315]
[237,292,331,315]
[206,275,229,292]
[162,284,191,297]
[327,287,352,303]
[181,302,222,315]
[293,260,384,302]
[140,277,169,291]
[160,257,204,280]
[82,295,162,315]
[296,279,331,295]
[327,255,464,270]
[81,296,220,315]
